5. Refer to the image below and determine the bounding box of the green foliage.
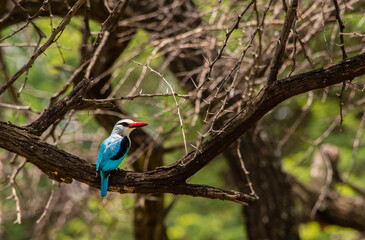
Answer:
[300,222,359,240]
[166,157,246,240]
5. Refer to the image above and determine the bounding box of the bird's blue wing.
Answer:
[110,136,130,160]
[98,136,130,172]
[96,141,106,171]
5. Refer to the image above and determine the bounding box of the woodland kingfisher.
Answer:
[96,119,148,197]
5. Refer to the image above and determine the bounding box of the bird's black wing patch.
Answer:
[110,137,130,160]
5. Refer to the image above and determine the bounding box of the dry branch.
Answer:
[1,52,364,204]
[267,0,298,83]
[0,0,86,96]
[0,122,254,204]
[290,175,365,231]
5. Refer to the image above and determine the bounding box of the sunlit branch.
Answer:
[0,0,86,96]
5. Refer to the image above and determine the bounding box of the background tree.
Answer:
[1,0,365,239]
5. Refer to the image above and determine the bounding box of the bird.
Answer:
[96,119,148,197]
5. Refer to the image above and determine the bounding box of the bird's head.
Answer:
[112,119,148,136]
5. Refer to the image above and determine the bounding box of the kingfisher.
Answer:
[96,119,148,197]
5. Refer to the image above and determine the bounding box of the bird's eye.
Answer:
[118,122,129,127]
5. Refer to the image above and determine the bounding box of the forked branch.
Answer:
[0,53,364,204]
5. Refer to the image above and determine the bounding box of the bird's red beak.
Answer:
[129,122,148,128]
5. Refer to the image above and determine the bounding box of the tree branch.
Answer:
[171,52,365,181]
[290,175,365,231]
[1,53,364,204]
[0,122,254,204]
[0,0,86,96]
[26,77,90,136]
[267,0,298,84]
[76,93,190,110]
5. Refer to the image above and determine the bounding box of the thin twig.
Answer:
[54,110,75,145]
[9,159,27,224]
[86,92,189,103]
[340,32,365,37]
[236,139,259,198]
[337,82,347,130]
[133,61,188,154]
[17,27,45,96]
[207,1,255,76]
[0,102,31,111]
[0,0,49,42]
[332,0,347,60]
[77,92,189,110]
[85,31,110,79]
[288,13,298,77]
[296,30,316,69]
[333,0,348,130]
[0,0,86,96]
[36,181,56,224]
[92,0,127,46]
[279,91,313,149]
[48,2,66,65]
[320,0,333,63]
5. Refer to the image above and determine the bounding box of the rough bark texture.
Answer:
[0,121,256,204]
[0,53,364,201]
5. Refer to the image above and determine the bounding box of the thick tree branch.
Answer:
[290,175,365,231]
[1,53,364,204]
[169,52,365,181]
[0,122,254,204]
[26,77,90,136]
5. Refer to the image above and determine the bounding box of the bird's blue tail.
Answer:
[100,171,109,197]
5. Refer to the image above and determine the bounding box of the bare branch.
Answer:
[133,61,189,154]
[332,0,347,59]
[36,181,56,224]
[267,0,298,84]
[9,159,27,224]
[0,0,86,96]
[236,138,258,198]
[27,77,90,136]
[0,0,49,42]
[0,53,364,204]
[208,0,255,74]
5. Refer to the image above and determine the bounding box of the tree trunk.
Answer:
[225,126,300,240]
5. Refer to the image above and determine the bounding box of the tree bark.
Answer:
[290,175,365,231]
[225,127,300,240]
[0,121,255,204]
